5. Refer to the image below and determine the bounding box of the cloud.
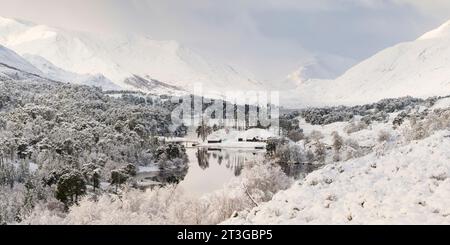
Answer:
[394,0,450,18]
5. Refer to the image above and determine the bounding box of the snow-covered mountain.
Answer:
[0,16,261,93]
[0,44,40,74]
[0,44,43,79]
[287,20,450,107]
[22,54,121,90]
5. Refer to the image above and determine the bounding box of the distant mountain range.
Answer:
[283,19,450,107]
[2,16,450,108]
[0,16,261,94]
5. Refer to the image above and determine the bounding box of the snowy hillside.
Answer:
[225,131,450,224]
[0,16,261,93]
[22,54,120,90]
[0,44,41,77]
[287,20,450,107]
[224,97,450,225]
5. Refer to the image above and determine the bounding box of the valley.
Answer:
[0,13,449,225]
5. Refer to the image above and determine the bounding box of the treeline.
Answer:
[297,96,446,125]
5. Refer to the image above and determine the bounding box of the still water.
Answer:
[178,148,266,196]
[135,146,315,196]
[134,147,265,196]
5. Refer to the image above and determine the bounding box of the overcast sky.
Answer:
[1,0,450,80]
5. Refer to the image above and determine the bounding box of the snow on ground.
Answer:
[225,130,450,225]
[138,165,160,173]
[29,162,39,173]
[432,97,450,110]
[9,161,39,174]
[298,117,398,149]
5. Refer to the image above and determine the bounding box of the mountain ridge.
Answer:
[284,19,450,107]
[0,16,261,93]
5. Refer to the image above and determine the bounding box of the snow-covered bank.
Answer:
[225,131,450,225]
[196,128,276,149]
[207,128,277,141]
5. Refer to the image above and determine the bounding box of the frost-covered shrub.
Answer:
[393,111,408,127]
[265,137,289,157]
[343,138,364,161]
[404,118,429,141]
[344,121,368,134]
[279,116,301,137]
[426,110,450,131]
[361,111,389,125]
[287,129,304,142]
[309,130,324,142]
[378,130,392,143]
[313,141,327,163]
[331,132,344,152]
[0,172,51,224]
[277,144,306,164]
[0,186,26,224]
[155,144,187,162]
[402,109,450,142]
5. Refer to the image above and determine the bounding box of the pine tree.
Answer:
[55,170,86,208]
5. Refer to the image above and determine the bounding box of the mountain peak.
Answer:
[288,20,450,107]
[0,17,260,92]
[418,20,450,40]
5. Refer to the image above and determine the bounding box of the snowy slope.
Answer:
[225,130,450,225]
[22,54,120,90]
[0,44,41,76]
[284,54,356,88]
[0,16,261,93]
[288,20,450,107]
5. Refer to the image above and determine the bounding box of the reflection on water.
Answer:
[136,146,318,196]
[177,148,265,196]
[195,148,258,177]
[134,167,188,190]
[196,148,210,170]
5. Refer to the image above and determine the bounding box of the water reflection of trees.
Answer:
[135,166,189,190]
[195,148,256,176]
[193,147,319,179]
[224,153,244,176]
[196,148,210,170]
